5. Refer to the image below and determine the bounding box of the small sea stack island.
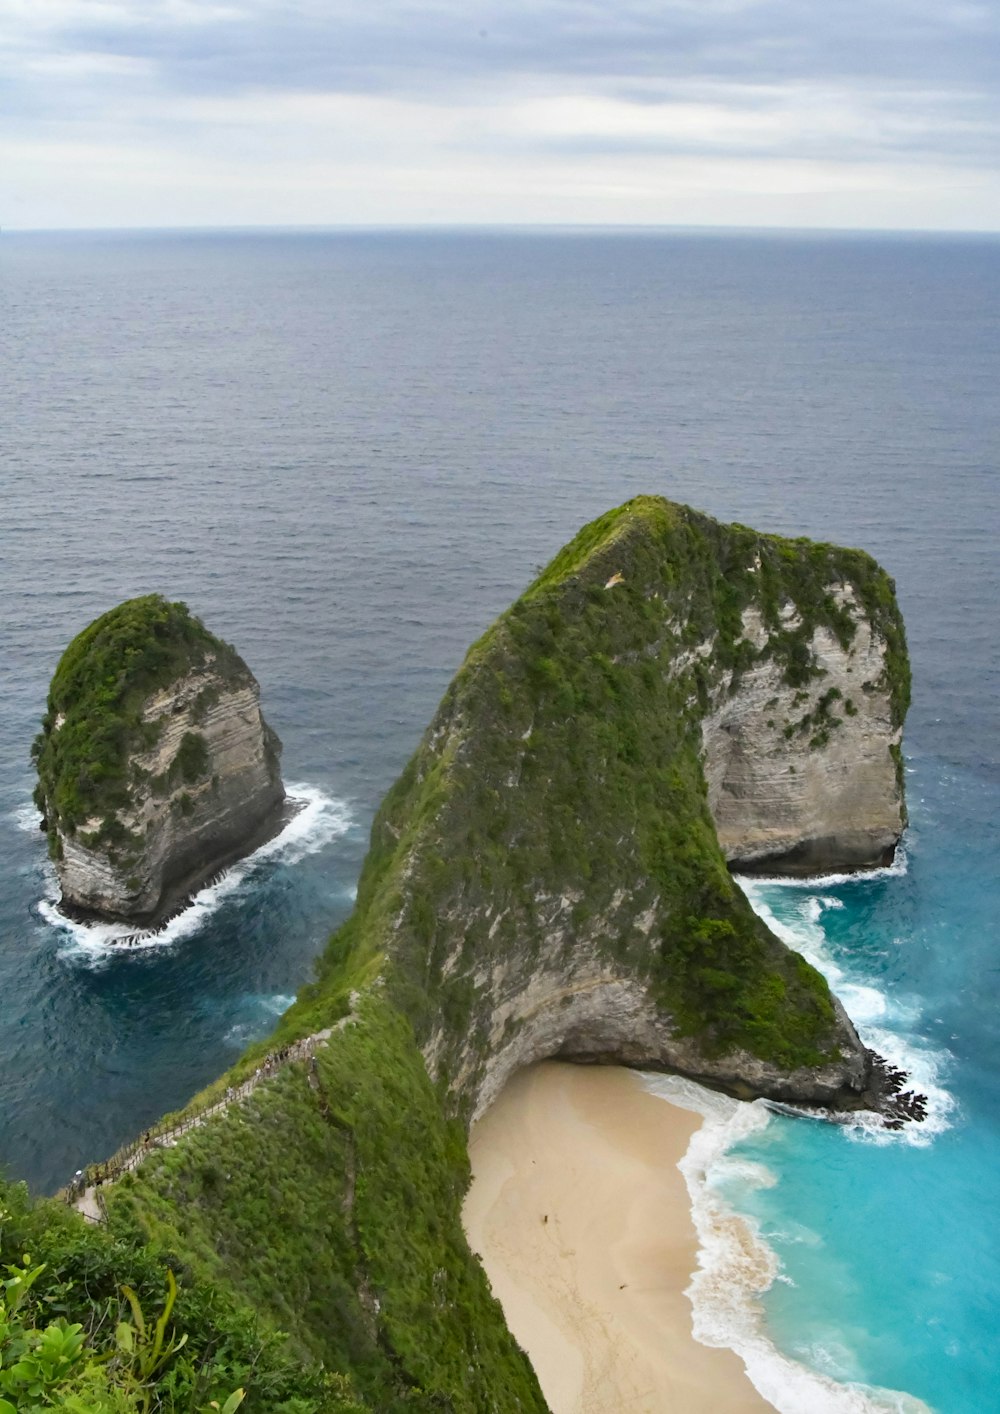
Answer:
[33,595,285,926]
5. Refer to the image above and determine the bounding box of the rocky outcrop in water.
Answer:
[34,596,284,926]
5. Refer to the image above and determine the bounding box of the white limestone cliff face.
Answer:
[701,590,904,873]
[422,883,870,1121]
[409,562,905,1118]
[55,657,283,924]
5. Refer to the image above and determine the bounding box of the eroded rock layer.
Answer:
[702,594,904,874]
[34,596,284,925]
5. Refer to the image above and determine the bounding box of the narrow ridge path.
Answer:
[70,1024,338,1221]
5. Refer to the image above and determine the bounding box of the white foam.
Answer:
[223,1022,255,1047]
[737,877,955,1147]
[37,784,352,965]
[222,992,295,1046]
[641,1073,932,1414]
[633,855,952,1411]
[11,801,43,834]
[259,991,295,1015]
[737,843,910,891]
[836,983,889,1024]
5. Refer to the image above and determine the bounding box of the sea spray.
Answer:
[12,801,44,835]
[222,992,297,1048]
[33,783,352,965]
[737,877,955,1147]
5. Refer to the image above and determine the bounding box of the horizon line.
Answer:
[4,219,1000,239]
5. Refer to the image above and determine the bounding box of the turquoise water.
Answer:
[2,229,998,1410]
[725,748,1000,1411]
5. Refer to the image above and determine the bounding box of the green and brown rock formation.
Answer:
[27,498,912,1412]
[336,494,907,1117]
[33,595,284,925]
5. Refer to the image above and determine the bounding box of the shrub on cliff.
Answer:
[0,1179,366,1412]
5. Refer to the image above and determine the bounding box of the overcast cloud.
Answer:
[2,0,999,229]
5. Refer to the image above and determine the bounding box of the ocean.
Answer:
[1,228,997,1412]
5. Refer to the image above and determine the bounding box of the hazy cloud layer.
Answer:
[3,0,999,227]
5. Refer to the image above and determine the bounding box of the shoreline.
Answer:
[463,1061,774,1413]
[36,783,349,955]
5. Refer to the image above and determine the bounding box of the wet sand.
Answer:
[463,1061,773,1413]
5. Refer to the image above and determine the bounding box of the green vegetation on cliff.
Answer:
[32,597,247,857]
[0,1176,365,1412]
[104,1000,544,1412]
[527,497,909,712]
[17,498,909,1412]
[314,495,906,1083]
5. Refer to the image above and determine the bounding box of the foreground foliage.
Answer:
[0,1185,363,1412]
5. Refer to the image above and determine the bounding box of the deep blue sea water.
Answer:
[1,229,997,1412]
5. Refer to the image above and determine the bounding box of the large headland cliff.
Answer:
[15,498,913,1412]
[32,594,286,926]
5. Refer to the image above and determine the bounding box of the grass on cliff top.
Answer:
[32,594,248,849]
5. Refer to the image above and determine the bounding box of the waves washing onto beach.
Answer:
[635,854,956,1414]
[30,784,352,966]
[643,1073,932,1414]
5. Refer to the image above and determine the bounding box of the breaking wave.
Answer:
[737,843,910,892]
[737,877,955,1148]
[33,783,351,964]
[642,1072,932,1414]
[637,853,954,1413]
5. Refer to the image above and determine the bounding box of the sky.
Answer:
[2,0,1000,231]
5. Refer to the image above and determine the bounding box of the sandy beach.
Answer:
[463,1061,774,1413]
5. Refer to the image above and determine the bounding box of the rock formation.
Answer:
[33,595,284,925]
[96,499,915,1411]
[363,496,910,1119]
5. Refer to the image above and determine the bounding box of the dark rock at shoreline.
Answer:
[34,595,285,928]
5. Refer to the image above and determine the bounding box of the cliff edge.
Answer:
[33,595,285,925]
[362,495,908,1117]
[702,576,907,876]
